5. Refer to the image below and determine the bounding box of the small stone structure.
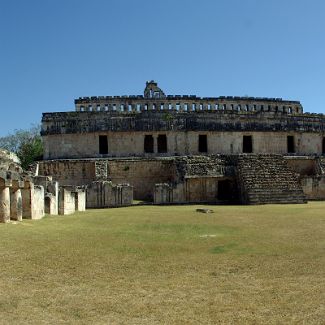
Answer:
[86,181,133,208]
[58,186,86,215]
[34,176,59,215]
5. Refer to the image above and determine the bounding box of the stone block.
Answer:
[86,181,133,208]
[21,181,45,220]
[74,190,86,212]
[58,187,76,215]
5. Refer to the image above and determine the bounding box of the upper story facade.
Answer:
[41,81,325,159]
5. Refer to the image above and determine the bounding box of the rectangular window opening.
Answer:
[287,136,295,153]
[99,135,108,155]
[198,135,208,153]
[243,135,253,153]
[157,134,167,153]
[144,135,154,153]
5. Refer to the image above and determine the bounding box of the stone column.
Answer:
[21,180,33,219]
[0,185,11,223]
[10,180,24,221]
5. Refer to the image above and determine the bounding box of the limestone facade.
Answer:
[38,81,325,205]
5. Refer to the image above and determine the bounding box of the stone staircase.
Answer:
[237,154,307,204]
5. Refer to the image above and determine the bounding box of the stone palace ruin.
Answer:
[2,80,324,223]
[36,81,325,206]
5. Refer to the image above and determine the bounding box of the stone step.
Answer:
[237,154,306,205]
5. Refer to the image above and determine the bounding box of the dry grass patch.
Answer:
[0,202,325,324]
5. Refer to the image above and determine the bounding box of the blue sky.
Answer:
[1,0,324,136]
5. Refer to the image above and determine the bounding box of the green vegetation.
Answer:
[0,124,43,169]
[1,203,325,324]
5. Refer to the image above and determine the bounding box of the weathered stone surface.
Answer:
[10,186,23,221]
[86,181,133,208]
[34,176,59,215]
[74,189,86,212]
[236,155,307,204]
[0,186,11,223]
[41,81,325,160]
[35,82,325,205]
[58,187,76,215]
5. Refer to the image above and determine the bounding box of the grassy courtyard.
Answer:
[0,203,325,324]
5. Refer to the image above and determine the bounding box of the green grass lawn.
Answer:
[1,203,325,324]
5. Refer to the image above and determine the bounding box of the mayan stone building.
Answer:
[39,81,325,204]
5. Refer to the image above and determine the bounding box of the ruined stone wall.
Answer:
[42,130,325,159]
[285,157,318,176]
[37,160,96,186]
[86,181,133,208]
[285,156,325,200]
[37,158,176,200]
[300,177,325,200]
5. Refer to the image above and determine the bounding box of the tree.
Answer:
[0,125,43,170]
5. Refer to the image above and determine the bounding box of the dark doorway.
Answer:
[287,136,295,153]
[99,135,108,154]
[323,137,325,154]
[198,135,208,153]
[243,135,253,153]
[157,134,167,153]
[217,180,232,201]
[144,135,154,153]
